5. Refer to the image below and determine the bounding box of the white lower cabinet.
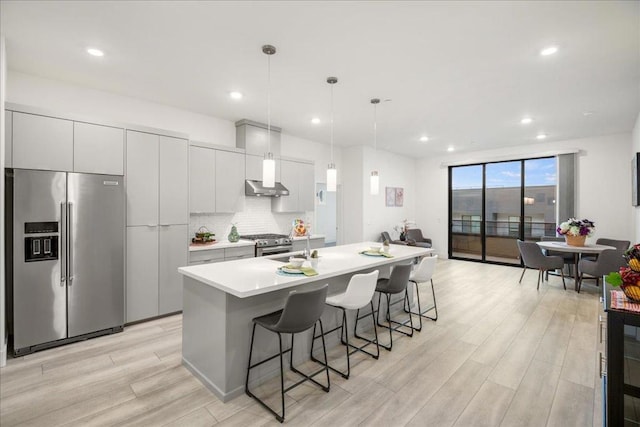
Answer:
[159,225,188,315]
[292,237,325,252]
[188,245,254,265]
[126,224,188,323]
[126,226,159,323]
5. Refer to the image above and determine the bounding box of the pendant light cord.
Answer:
[267,52,271,153]
[330,83,334,162]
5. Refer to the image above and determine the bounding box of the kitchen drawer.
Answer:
[189,249,224,264]
[225,246,254,258]
[225,254,255,262]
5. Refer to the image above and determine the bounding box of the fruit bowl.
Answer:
[623,284,640,302]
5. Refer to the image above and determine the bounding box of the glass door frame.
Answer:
[448,156,556,265]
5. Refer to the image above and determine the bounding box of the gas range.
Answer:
[239,233,293,256]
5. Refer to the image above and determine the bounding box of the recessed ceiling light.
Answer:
[419,136,429,142]
[536,133,547,140]
[311,117,321,124]
[229,91,243,100]
[540,46,558,56]
[447,146,454,152]
[86,48,104,57]
[520,117,533,124]
[583,111,595,116]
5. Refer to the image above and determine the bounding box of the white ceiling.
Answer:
[1,1,639,157]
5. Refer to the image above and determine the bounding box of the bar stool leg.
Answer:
[353,301,380,359]
[404,279,438,329]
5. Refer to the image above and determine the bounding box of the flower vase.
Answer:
[228,225,239,243]
[565,234,586,247]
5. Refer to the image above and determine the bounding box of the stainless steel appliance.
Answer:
[5,169,125,356]
[240,233,292,257]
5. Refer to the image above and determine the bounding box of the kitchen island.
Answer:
[178,242,432,401]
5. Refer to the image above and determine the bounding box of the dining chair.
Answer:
[578,249,627,292]
[540,235,574,277]
[517,240,566,290]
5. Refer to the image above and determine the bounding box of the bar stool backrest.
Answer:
[381,264,412,294]
[340,270,379,308]
[410,255,438,283]
[275,284,329,333]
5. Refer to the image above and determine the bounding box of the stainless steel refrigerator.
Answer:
[6,169,125,356]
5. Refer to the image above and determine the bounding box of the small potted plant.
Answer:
[556,218,595,246]
[309,249,319,269]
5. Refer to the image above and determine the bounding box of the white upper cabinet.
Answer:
[4,111,12,167]
[73,122,124,175]
[159,136,188,225]
[189,146,216,213]
[126,131,159,226]
[298,161,315,212]
[215,150,245,213]
[245,153,280,182]
[272,159,314,212]
[12,112,73,171]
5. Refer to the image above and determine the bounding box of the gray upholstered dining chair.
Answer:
[581,238,630,262]
[578,249,627,292]
[404,229,432,248]
[540,235,574,277]
[517,240,566,290]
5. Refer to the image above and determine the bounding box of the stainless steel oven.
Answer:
[239,233,293,257]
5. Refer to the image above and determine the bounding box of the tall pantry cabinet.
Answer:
[126,130,188,322]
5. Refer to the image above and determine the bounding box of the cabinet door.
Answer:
[159,224,188,314]
[74,122,124,175]
[159,136,188,225]
[273,159,299,212]
[215,150,245,213]
[126,226,159,322]
[245,153,280,182]
[298,162,315,212]
[126,131,159,226]
[189,146,215,213]
[12,112,73,171]
[4,111,12,167]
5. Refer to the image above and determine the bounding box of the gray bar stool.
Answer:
[310,270,380,379]
[404,255,438,331]
[364,263,414,351]
[245,284,330,423]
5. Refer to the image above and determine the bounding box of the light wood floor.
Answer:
[0,259,604,426]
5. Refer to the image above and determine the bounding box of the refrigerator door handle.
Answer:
[60,201,67,286]
[67,201,74,285]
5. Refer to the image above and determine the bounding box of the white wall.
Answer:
[416,133,633,258]
[633,112,640,244]
[362,145,416,242]
[341,146,364,244]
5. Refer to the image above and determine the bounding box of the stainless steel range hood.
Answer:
[245,180,289,197]
[237,119,290,197]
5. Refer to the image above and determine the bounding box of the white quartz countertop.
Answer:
[189,239,255,252]
[178,242,433,298]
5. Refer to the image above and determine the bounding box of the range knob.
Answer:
[257,240,268,247]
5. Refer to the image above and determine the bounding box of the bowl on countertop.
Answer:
[288,257,305,268]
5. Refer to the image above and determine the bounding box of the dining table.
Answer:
[536,240,616,292]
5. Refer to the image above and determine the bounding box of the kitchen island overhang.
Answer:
[178,242,433,402]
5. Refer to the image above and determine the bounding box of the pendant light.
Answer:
[370,98,380,195]
[262,44,276,188]
[326,77,338,192]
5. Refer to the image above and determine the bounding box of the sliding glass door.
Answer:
[449,157,557,265]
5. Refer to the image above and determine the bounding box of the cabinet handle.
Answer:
[599,352,607,378]
[599,315,606,344]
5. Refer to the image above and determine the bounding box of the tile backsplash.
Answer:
[190,197,313,240]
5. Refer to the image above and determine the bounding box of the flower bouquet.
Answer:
[556,218,595,246]
[606,244,640,302]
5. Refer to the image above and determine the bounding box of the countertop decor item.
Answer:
[607,244,640,302]
[193,226,215,244]
[228,224,240,243]
[292,219,307,237]
[556,218,595,246]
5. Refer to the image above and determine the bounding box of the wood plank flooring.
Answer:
[0,259,604,426]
